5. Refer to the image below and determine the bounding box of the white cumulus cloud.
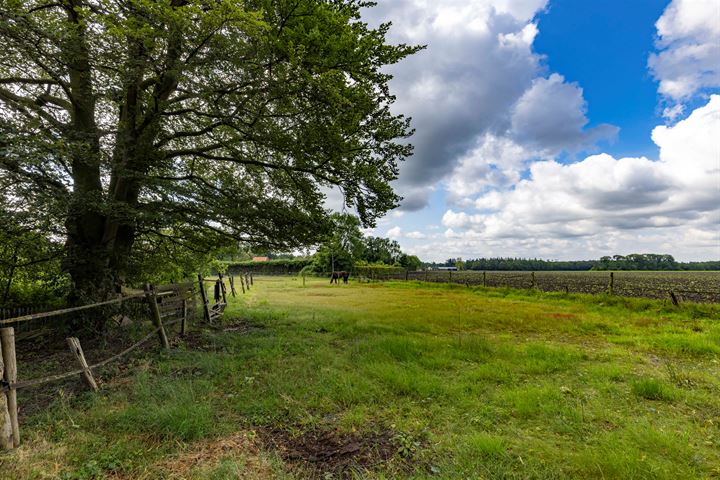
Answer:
[649,0,720,108]
[426,96,720,260]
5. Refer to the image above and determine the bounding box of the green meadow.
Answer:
[3,276,720,479]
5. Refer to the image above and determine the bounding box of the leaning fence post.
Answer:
[146,284,170,349]
[0,327,18,448]
[198,274,211,322]
[228,276,237,297]
[669,290,680,306]
[66,337,98,391]
[240,275,246,294]
[250,272,254,286]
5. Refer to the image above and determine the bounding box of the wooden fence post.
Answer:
[608,272,614,295]
[0,340,12,450]
[181,299,188,336]
[66,337,98,391]
[250,272,254,286]
[449,270,452,283]
[240,275,246,294]
[198,274,211,322]
[218,273,228,304]
[483,271,487,287]
[229,276,237,297]
[0,327,18,448]
[245,272,251,290]
[146,284,170,349]
[669,290,680,306]
[214,281,221,303]
[531,272,536,289]
[405,269,409,281]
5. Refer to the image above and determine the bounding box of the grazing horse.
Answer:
[330,271,350,284]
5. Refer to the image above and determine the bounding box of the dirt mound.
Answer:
[260,426,400,478]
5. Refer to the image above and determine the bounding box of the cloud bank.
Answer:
[367,0,719,261]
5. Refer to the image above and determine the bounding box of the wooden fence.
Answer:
[0,271,261,450]
[0,277,210,450]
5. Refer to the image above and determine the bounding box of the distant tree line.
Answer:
[431,254,719,271]
[594,254,720,271]
[435,258,595,271]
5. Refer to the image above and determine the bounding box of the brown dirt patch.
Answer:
[259,426,401,479]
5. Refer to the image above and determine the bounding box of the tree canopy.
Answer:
[0,0,420,301]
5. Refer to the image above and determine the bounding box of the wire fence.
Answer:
[355,270,720,304]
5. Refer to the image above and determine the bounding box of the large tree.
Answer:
[0,0,419,301]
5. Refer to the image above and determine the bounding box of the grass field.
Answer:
[3,277,720,479]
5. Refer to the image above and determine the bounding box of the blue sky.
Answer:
[535,0,669,160]
[356,0,719,262]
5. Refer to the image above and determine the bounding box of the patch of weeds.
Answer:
[651,331,720,356]
[501,385,564,419]
[631,377,677,401]
[451,335,493,362]
[463,432,507,459]
[521,343,584,374]
[106,378,216,441]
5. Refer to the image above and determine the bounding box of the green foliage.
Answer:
[0,204,69,306]
[595,254,720,271]
[361,236,402,265]
[399,254,422,271]
[0,0,421,299]
[313,213,366,272]
[225,257,314,275]
[355,263,406,277]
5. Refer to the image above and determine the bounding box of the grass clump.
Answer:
[631,378,678,401]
